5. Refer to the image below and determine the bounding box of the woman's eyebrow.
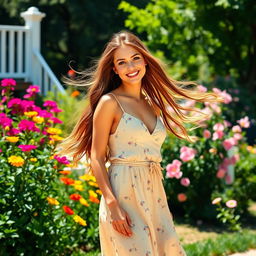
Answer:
[116,53,140,62]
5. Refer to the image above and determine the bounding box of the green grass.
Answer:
[184,229,256,256]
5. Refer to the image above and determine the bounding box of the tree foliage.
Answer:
[119,0,256,91]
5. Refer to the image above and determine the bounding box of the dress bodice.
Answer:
[107,93,167,163]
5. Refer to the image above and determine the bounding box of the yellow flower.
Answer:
[32,116,44,124]
[4,126,10,131]
[48,140,55,145]
[24,111,38,117]
[79,198,90,207]
[73,180,82,185]
[73,184,84,191]
[79,174,96,182]
[89,190,98,198]
[8,155,25,167]
[96,189,102,195]
[6,136,19,143]
[73,215,87,226]
[46,127,62,135]
[46,197,59,205]
[50,135,64,141]
[72,180,84,191]
[30,158,37,162]
[88,181,99,188]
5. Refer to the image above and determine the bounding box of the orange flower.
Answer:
[69,193,82,201]
[177,193,187,202]
[59,170,71,175]
[63,205,74,215]
[71,90,80,97]
[60,177,75,185]
[89,195,100,204]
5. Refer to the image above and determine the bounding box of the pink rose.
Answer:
[226,200,237,208]
[166,160,183,179]
[222,138,237,151]
[237,116,250,128]
[180,177,190,187]
[203,129,211,139]
[216,168,226,178]
[180,146,197,162]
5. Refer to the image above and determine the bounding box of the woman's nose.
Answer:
[126,61,135,69]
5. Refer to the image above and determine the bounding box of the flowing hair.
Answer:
[57,30,224,169]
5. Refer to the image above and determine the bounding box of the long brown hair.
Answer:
[57,30,224,167]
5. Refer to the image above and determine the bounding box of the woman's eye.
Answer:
[133,56,140,60]
[118,61,125,65]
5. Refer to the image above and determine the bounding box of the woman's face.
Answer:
[113,45,147,85]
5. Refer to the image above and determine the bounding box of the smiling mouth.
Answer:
[126,71,139,78]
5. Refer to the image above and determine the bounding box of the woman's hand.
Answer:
[108,201,133,237]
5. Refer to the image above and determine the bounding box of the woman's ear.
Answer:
[113,67,118,74]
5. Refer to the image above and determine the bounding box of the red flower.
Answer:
[67,69,75,78]
[63,205,74,215]
[60,177,75,185]
[69,193,82,201]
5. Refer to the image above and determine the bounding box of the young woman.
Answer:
[59,31,223,255]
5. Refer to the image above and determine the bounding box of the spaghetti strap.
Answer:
[108,92,125,113]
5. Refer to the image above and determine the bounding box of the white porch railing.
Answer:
[0,6,66,96]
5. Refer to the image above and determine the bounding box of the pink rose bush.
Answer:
[162,84,254,228]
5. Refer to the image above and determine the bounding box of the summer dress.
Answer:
[99,92,187,256]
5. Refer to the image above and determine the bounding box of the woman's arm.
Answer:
[90,94,119,207]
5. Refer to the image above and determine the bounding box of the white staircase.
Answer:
[0,6,66,96]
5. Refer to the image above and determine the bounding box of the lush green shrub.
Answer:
[161,85,254,230]
[0,79,100,255]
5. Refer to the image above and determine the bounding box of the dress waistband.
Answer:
[109,160,164,180]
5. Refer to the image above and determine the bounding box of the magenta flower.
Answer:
[18,120,40,133]
[7,98,22,108]
[237,116,250,128]
[18,145,37,152]
[180,177,190,187]
[50,117,63,124]
[180,146,197,162]
[43,100,57,109]
[1,78,16,88]
[226,200,237,208]
[7,128,20,136]
[0,113,13,128]
[24,85,40,99]
[54,155,70,165]
[38,110,53,118]
[166,160,183,179]
[222,137,237,151]
[50,107,63,113]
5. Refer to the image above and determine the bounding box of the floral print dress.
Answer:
[99,93,187,256]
